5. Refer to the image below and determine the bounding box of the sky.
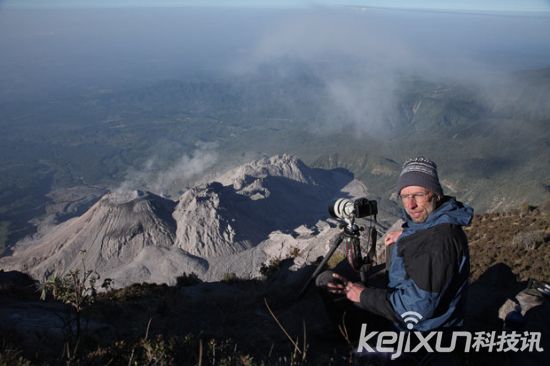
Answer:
[2,0,550,12]
[1,0,549,134]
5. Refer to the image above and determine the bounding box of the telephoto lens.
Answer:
[328,198,355,219]
[329,197,378,219]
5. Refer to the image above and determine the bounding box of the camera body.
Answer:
[353,198,378,218]
[328,197,378,220]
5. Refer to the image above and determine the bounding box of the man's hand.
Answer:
[384,230,403,246]
[345,281,366,303]
[326,273,347,295]
[327,273,365,303]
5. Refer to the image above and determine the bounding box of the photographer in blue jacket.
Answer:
[319,157,474,364]
[325,156,473,334]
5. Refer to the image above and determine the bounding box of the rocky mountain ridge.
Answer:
[0,155,387,287]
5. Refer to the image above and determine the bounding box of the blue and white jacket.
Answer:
[359,196,473,331]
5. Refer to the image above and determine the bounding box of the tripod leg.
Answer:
[297,235,344,298]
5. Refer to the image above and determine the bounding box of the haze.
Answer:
[1,5,549,101]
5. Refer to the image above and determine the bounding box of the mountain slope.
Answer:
[0,191,200,283]
[0,155,380,286]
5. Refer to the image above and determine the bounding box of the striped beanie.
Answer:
[397,157,443,196]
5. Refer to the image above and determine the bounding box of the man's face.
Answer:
[399,185,437,223]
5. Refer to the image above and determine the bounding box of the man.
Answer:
[322,156,473,333]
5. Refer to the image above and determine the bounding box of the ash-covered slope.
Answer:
[0,190,207,285]
[173,155,355,257]
[0,155,382,286]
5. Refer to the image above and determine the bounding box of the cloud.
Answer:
[229,7,550,135]
[228,9,417,134]
[115,142,218,197]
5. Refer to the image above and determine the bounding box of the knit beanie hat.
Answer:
[397,157,443,196]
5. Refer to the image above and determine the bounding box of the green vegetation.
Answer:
[40,253,112,341]
[221,272,239,283]
[260,258,283,278]
[289,247,301,258]
[176,272,202,287]
[0,346,32,366]
[326,251,346,270]
[0,331,312,366]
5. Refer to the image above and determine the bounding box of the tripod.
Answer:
[297,216,381,298]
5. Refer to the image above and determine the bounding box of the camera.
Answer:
[298,197,380,298]
[328,197,378,220]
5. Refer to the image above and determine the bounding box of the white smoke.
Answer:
[323,72,401,135]
[228,7,550,136]
[115,142,218,198]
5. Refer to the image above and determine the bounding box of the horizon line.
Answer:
[3,3,550,15]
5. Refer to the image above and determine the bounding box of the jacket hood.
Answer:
[401,196,473,233]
